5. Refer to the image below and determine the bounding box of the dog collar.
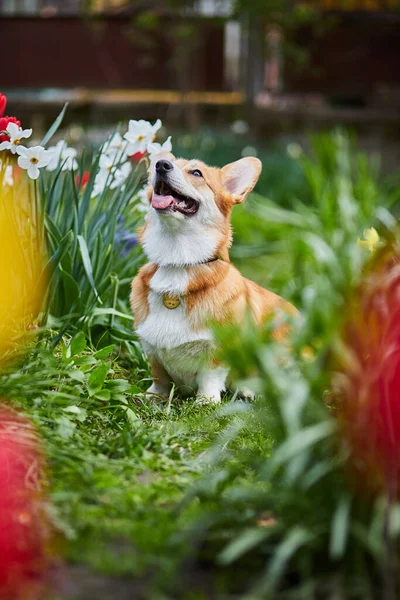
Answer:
[161,256,220,309]
[204,256,219,264]
[162,256,220,268]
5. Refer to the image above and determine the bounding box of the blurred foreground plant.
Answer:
[176,132,400,599]
[0,405,53,600]
[0,158,47,361]
[0,151,54,600]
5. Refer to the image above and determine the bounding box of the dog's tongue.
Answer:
[152,193,174,210]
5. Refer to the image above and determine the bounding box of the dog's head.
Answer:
[141,153,261,266]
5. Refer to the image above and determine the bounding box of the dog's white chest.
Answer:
[136,267,212,351]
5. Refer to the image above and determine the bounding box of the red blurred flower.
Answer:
[0,94,7,118]
[129,151,146,163]
[75,171,90,189]
[334,243,400,494]
[0,405,52,599]
[0,116,21,143]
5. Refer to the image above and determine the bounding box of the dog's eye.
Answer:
[189,169,203,177]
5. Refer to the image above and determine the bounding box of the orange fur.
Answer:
[130,263,157,327]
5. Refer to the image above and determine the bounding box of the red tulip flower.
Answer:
[0,94,7,118]
[75,171,90,189]
[0,116,21,143]
[334,243,400,495]
[0,405,52,599]
[129,151,146,163]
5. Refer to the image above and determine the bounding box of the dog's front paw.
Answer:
[236,387,255,401]
[146,382,171,400]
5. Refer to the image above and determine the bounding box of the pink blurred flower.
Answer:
[0,405,53,599]
[334,244,400,494]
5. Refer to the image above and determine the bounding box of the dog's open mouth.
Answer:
[152,179,199,216]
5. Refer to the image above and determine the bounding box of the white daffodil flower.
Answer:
[110,162,132,189]
[99,153,116,173]
[0,122,32,154]
[92,153,132,197]
[61,146,78,171]
[91,158,115,198]
[46,140,65,171]
[110,161,132,190]
[124,119,162,155]
[92,171,107,198]
[147,136,172,158]
[47,140,78,171]
[17,145,53,180]
[103,132,128,160]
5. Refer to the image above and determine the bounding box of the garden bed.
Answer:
[1,94,400,598]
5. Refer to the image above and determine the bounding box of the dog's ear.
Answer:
[221,157,261,204]
[147,151,176,183]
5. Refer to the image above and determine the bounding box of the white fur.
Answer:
[146,381,171,398]
[137,294,227,403]
[196,366,229,404]
[142,340,215,395]
[142,215,221,266]
[137,291,212,350]
[138,268,220,401]
[150,266,189,295]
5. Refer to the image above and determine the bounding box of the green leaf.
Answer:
[104,378,130,392]
[91,308,133,321]
[59,267,81,308]
[47,230,73,269]
[41,102,68,146]
[218,528,271,565]
[67,369,86,382]
[67,331,86,358]
[73,355,97,371]
[56,415,76,440]
[125,407,141,426]
[271,421,336,467]
[330,494,351,559]
[63,405,87,423]
[94,345,115,359]
[94,389,111,401]
[88,362,109,396]
[265,527,313,592]
[77,235,102,304]
[251,194,310,227]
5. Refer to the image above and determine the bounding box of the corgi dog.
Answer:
[130,153,296,403]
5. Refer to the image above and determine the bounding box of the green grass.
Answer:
[0,334,269,584]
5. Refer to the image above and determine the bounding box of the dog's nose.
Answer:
[155,159,173,174]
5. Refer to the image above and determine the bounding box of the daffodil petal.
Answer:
[27,164,40,180]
